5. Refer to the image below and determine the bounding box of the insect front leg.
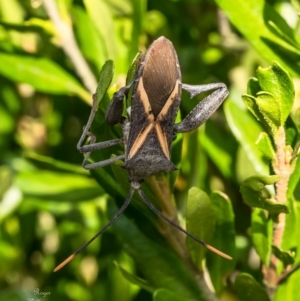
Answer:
[105,79,135,125]
[77,94,126,170]
[174,83,228,133]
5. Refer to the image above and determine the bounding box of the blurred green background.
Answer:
[0,0,299,301]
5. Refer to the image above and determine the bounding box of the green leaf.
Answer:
[95,60,114,108]
[0,167,21,219]
[186,187,216,268]
[256,91,281,131]
[272,246,295,267]
[215,0,300,77]
[287,155,300,199]
[83,0,116,59]
[126,51,143,109]
[25,152,88,175]
[256,132,276,160]
[247,77,261,96]
[201,120,237,179]
[242,94,263,122]
[126,51,143,85]
[234,273,270,301]
[240,175,289,214]
[281,197,300,260]
[114,262,154,293]
[16,170,103,202]
[72,5,105,71]
[0,53,90,102]
[274,268,300,301]
[256,62,295,125]
[207,192,236,294]
[153,288,195,301]
[107,201,207,301]
[251,208,272,265]
[224,100,269,176]
[0,20,53,35]
[285,116,298,147]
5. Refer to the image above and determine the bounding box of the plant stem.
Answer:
[263,126,292,297]
[42,0,97,99]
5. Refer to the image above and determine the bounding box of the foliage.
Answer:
[0,1,299,301]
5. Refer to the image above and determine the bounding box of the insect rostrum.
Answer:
[54,36,231,272]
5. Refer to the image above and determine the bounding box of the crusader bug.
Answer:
[54,36,231,271]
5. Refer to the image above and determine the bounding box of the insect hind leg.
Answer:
[174,83,228,133]
[137,188,232,260]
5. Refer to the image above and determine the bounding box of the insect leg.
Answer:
[54,188,135,272]
[77,93,128,170]
[105,79,135,125]
[174,83,228,133]
[137,188,232,260]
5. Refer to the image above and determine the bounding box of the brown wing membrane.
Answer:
[142,37,178,117]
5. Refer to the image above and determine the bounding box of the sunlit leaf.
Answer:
[256,132,275,160]
[215,0,300,77]
[251,208,272,265]
[0,53,90,101]
[207,192,236,294]
[186,187,216,268]
[83,0,116,59]
[256,62,295,126]
[72,5,105,70]
[274,269,300,301]
[224,100,269,175]
[95,60,114,108]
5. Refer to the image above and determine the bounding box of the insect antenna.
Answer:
[53,188,135,272]
[137,188,232,260]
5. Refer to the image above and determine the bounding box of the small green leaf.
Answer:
[95,60,114,108]
[126,51,143,85]
[251,208,272,265]
[153,289,195,301]
[247,77,261,96]
[0,53,90,101]
[126,51,143,108]
[242,94,263,122]
[287,156,300,198]
[285,116,298,147]
[281,197,300,260]
[272,246,295,267]
[186,187,216,268]
[207,192,236,294]
[256,132,276,160]
[240,175,289,214]
[256,91,281,131]
[257,62,295,125]
[224,101,269,175]
[234,273,270,301]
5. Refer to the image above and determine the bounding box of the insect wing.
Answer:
[127,37,182,160]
